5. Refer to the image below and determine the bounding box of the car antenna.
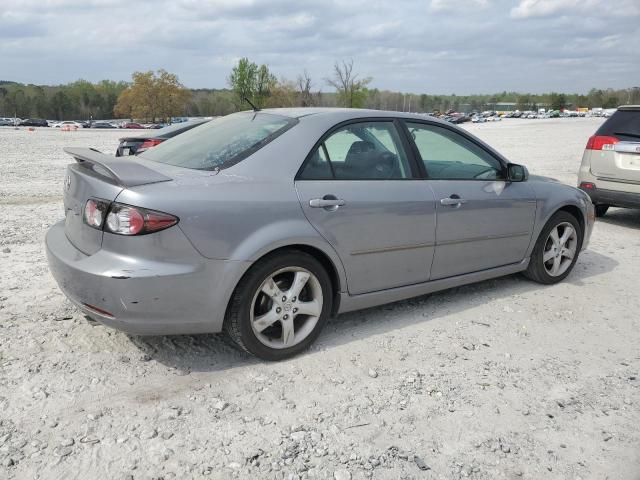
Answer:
[244,97,260,112]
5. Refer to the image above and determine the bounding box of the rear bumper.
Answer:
[579,186,640,209]
[45,220,250,335]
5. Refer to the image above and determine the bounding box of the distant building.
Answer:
[491,102,517,113]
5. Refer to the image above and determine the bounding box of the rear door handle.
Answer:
[440,196,467,206]
[309,198,346,208]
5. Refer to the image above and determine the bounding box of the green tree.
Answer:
[228,58,276,109]
[114,70,191,122]
[549,92,567,111]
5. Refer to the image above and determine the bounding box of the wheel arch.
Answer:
[227,242,346,317]
[555,204,585,237]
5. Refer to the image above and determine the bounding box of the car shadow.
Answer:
[124,249,617,374]
[596,207,640,230]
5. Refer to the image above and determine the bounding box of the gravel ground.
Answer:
[1,119,639,480]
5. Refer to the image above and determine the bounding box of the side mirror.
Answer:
[507,163,528,182]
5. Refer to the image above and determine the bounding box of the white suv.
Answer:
[578,105,640,216]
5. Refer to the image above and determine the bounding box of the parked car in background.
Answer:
[121,122,145,129]
[47,108,594,360]
[91,122,117,129]
[578,105,640,217]
[20,118,49,127]
[0,118,15,126]
[56,121,83,129]
[115,119,209,156]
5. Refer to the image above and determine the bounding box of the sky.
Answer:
[1,0,639,94]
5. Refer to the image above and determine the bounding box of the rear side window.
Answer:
[141,112,296,170]
[300,121,413,180]
[596,110,640,142]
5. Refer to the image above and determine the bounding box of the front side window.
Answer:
[141,112,296,171]
[300,121,412,180]
[406,122,504,180]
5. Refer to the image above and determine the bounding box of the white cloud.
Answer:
[430,0,489,11]
[0,0,638,93]
[511,0,640,19]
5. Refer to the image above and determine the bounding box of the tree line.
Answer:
[1,59,638,121]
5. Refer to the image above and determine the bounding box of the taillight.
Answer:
[586,135,619,151]
[84,199,178,235]
[579,182,595,189]
[83,198,109,228]
[137,139,163,153]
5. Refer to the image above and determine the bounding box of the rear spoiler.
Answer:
[64,147,171,188]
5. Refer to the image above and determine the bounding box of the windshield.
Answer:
[140,112,296,170]
[154,120,208,138]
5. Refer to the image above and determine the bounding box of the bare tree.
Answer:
[326,59,371,108]
[296,70,315,107]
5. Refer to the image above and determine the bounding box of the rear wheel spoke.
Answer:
[551,255,561,275]
[295,299,321,318]
[253,308,280,333]
[288,271,310,299]
[281,320,295,347]
[543,249,555,262]
[261,277,283,299]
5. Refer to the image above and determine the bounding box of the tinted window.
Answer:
[141,112,296,171]
[299,145,333,179]
[300,121,412,180]
[406,122,503,180]
[596,110,640,141]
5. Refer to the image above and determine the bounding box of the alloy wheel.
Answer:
[542,221,578,277]
[250,267,323,349]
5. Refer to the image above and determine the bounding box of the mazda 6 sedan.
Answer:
[46,108,595,360]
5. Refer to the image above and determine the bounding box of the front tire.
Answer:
[523,211,582,285]
[224,251,332,361]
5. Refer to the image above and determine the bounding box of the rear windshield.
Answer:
[155,120,209,139]
[596,110,640,141]
[140,112,296,170]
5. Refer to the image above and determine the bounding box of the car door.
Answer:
[404,121,537,280]
[295,120,437,295]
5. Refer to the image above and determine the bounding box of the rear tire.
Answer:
[224,251,332,361]
[523,211,582,285]
[594,204,609,217]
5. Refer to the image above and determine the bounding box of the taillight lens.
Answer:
[84,199,178,235]
[586,135,619,151]
[137,139,163,153]
[106,204,146,235]
[84,198,109,228]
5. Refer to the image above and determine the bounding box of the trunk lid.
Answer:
[62,147,172,255]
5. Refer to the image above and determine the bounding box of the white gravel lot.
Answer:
[1,119,639,480]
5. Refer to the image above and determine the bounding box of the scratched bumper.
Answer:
[45,220,250,335]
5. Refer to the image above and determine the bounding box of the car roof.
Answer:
[258,107,449,125]
[618,105,640,111]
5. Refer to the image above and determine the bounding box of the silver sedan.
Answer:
[46,108,595,360]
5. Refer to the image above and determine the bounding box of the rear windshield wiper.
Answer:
[614,132,640,140]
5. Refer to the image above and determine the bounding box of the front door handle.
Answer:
[309,196,346,210]
[440,196,468,206]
